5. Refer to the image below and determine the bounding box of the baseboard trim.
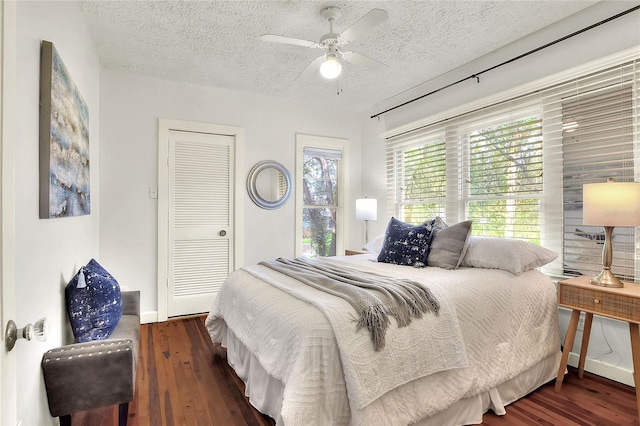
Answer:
[141,311,158,324]
[568,352,634,387]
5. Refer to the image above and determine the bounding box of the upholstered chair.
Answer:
[41,291,140,426]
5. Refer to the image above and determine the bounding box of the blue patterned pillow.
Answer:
[377,217,437,267]
[65,259,123,343]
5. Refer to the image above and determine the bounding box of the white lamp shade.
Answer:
[356,198,377,221]
[320,56,342,79]
[583,181,640,226]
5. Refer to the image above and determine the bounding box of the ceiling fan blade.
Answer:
[295,56,325,81]
[260,34,318,48]
[342,51,388,72]
[339,9,388,44]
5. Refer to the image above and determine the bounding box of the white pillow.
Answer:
[461,236,558,275]
[362,234,385,254]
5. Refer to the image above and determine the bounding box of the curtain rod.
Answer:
[370,5,640,120]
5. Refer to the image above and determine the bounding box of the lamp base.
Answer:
[364,220,370,244]
[590,268,624,288]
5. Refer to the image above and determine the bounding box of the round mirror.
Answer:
[247,160,292,209]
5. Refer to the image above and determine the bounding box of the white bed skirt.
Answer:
[219,321,561,426]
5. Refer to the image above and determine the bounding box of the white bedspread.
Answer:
[206,255,561,425]
[242,260,467,409]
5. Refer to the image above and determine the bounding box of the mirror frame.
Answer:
[247,160,292,210]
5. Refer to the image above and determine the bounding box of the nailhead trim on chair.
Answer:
[43,340,133,361]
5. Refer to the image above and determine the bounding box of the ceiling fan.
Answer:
[261,7,388,81]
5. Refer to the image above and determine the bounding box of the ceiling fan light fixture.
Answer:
[320,55,342,79]
[261,7,388,82]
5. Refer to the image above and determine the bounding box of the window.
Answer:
[559,84,635,280]
[302,148,340,257]
[387,96,545,243]
[386,128,446,223]
[464,114,543,242]
[296,135,349,258]
[385,58,640,279]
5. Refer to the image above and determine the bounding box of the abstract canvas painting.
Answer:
[39,40,90,218]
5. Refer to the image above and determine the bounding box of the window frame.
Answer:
[295,134,349,257]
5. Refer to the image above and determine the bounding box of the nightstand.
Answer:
[345,249,368,256]
[554,276,640,416]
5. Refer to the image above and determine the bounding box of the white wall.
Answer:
[379,1,640,131]
[359,114,388,240]
[361,1,640,385]
[15,2,100,425]
[98,70,362,319]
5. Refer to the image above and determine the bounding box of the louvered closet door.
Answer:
[168,130,234,317]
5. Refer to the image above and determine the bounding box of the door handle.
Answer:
[219,230,227,237]
[5,318,48,351]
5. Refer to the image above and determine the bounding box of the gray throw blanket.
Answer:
[259,257,440,351]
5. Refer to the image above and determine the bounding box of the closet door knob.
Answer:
[219,230,227,237]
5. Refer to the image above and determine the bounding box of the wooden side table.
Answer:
[345,249,368,256]
[555,276,640,417]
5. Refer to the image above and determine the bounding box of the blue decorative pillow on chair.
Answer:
[377,217,437,267]
[65,259,123,343]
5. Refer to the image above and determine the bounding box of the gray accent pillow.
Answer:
[427,219,473,269]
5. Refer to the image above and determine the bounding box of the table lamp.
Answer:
[356,198,377,244]
[583,178,640,287]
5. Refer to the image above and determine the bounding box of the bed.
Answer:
[206,227,562,426]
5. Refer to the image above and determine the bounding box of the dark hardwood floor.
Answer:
[73,316,638,426]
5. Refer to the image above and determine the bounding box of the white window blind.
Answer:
[386,58,640,279]
[459,99,543,242]
[386,95,544,237]
[544,62,638,279]
[385,127,446,224]
[304,147,343,160]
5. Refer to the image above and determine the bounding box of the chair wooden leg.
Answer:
[118,402,129,426]
[59,414,71,426]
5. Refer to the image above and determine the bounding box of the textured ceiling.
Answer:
[81,0,598,112]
